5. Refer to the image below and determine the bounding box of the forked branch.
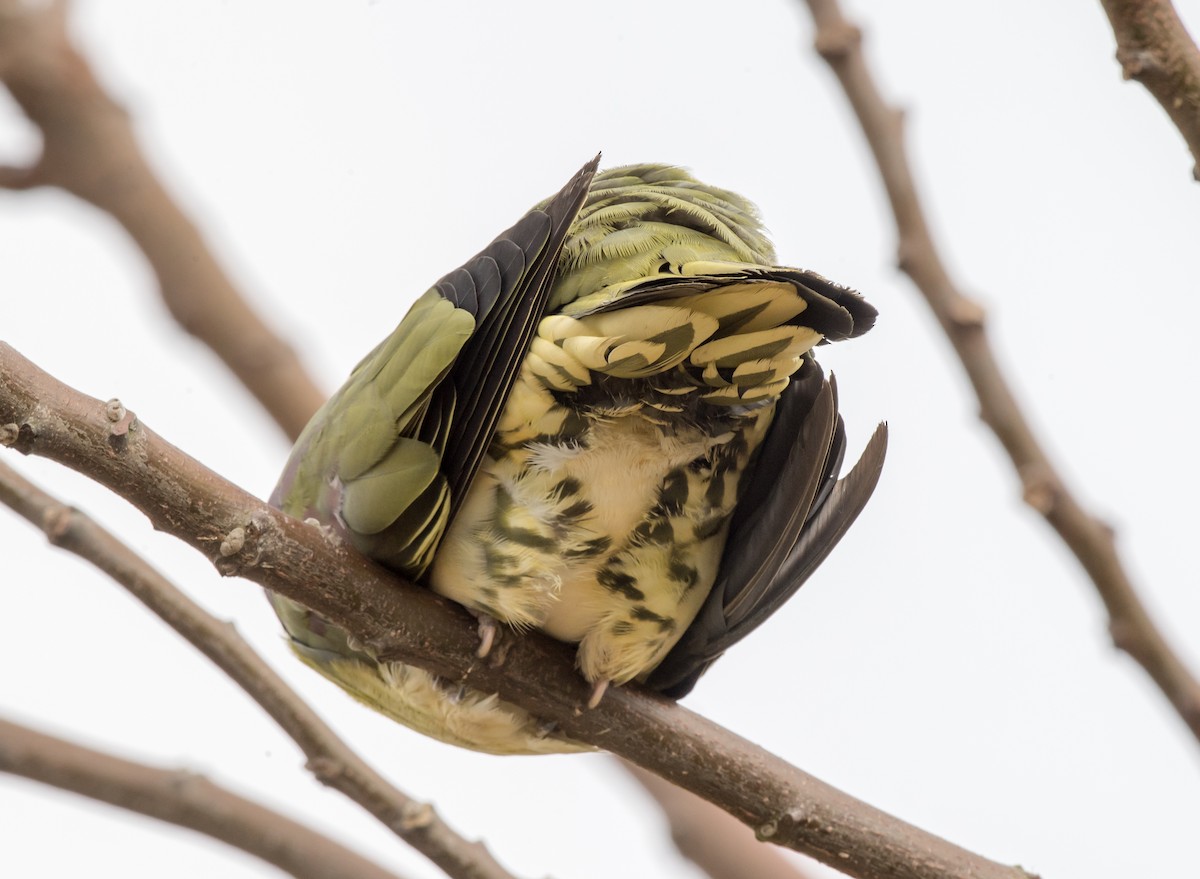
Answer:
[0,458,520,879]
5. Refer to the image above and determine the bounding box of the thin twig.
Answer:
[0,344,1035,879]
[1097,0,1200,179]
[0,457,521,879]
[0,715,408,879]
[798,0,1200,743]
[0,0,325,440]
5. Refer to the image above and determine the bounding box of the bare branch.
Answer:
[0,345,1036,879]
[0,0,325,440]
[0,714,408,879]
[798,0,1200,743]
[1097,0,1200,179]
[0,457,522,879]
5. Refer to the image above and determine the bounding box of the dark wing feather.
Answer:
[437,157,599,517]
[717,363,839,623]
[646,361,887,698]
[573,268,876,343]
[761,423,887,621]
[272,157,598,579]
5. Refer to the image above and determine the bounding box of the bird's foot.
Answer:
[587,678,610,709]
[303,517,342,546]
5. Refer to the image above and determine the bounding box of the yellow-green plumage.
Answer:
[270,158,885,754]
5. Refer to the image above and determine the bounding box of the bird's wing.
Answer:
[273,157,598,576]
[645,358,887,698]
[566,266,876,344]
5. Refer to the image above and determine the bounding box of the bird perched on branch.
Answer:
[269,157,886,754]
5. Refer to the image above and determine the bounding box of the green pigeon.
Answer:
[269,157,886,754]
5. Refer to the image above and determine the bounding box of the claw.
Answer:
[587,679,610,709]
[476,614,498,659]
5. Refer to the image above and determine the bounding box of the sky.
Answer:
[2,1,1200,878]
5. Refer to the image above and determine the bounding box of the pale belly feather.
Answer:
[428,416,738,683]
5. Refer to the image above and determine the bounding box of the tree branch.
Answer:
[0,344,1035,879]
[0,715,408,879]
[1097,0,1200,179]
[0,458,521,879]
[798,0,1200,743]
[0,0,324,440]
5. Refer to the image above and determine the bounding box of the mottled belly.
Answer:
[427,414,757,683]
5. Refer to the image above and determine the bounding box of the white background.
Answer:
[2,2,1199,877]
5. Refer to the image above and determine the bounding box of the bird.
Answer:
[268,157,886,754]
